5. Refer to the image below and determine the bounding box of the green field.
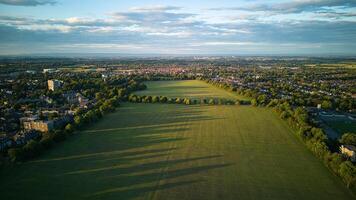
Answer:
[135,80,249,100]
[0,81,354,200]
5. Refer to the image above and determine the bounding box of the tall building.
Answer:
[48,79,62,91]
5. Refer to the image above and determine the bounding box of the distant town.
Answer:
[0,56,355,197]
[1,57,355,153]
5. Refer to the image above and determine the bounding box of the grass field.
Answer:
[0,81,354,200]
[134,80,249,100]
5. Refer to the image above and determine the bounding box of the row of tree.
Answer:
[268,101,356,188]
[205,79,356,189]
[127,94,250,105]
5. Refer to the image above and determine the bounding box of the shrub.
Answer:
[8,148,25,162]
[22,140,43,159]
[339,161,356,188]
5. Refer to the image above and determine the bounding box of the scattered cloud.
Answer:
[0,0,56,6]
[129,5,181,12]
[210,0,356,14]
[0,3,355,55]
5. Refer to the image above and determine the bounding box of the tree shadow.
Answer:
[87,180,203,199]
[83,159,232,199]
[63,155,224,175]
[0,103,230,200]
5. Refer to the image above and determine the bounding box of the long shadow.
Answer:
[96,153,170,163]
[36,104,226,158]
[31,148,178,163]
[102,163,233,184]
[0,103,230,200]
[63,155,223,175]
[87,163,232,199]
[87,180,203,199]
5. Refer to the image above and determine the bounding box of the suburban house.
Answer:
[13,131,40,146]
[63,92,77,104]
[63,92,89,108]
[340,144,356,162]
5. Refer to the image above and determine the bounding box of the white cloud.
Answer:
[146,31,193,37]
[0,0,56,6]
[129,5,181,12]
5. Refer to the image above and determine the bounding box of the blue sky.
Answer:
[0,0,355,55]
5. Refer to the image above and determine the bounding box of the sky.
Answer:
[0,0,355,56]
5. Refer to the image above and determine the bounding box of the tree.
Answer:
[184,98,191,105]
[95,92,105,101]
[8,148,24,162]
[152,96,159,103]
[160,96,168,103]
[251,98,258,106]
[339,161,356,188]
[267,99,279,107]
[144,96,152,103]
[280,111,290,119]
[257,94,267,105]
[65,123,74,134]
[324,153,343,174]
[339,133,356,146]
[321,100,332,110]
[176,98,182,104]
[209,99,215,105]
[23,140,43,159]
[117,88,127,97]
[74,115,83,127]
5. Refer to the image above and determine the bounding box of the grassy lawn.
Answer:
[0,103,353,200]
[0,80,354,200]
[134,80,249,100]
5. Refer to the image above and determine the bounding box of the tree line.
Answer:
[204,79,356,189]
[127,94,250,106]
[267,100,356,189]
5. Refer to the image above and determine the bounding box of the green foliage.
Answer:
[8,148,24,162]
[23,140,43,159]
[339,161,356,188]
[152,96,159,103]
[64,123,74,134]
[339,133,356,146]
[251,98,257,106]
[324,153,343,175]
[321,100,333,110]
[74,115,83,128]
